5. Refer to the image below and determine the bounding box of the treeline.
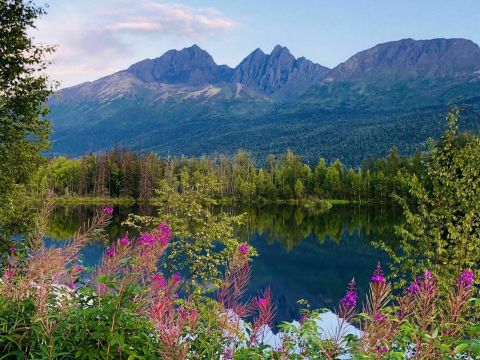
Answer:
[31,147,425,203]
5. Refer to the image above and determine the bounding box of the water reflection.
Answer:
[46,204,402,324]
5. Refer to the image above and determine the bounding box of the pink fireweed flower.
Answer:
[151,273,166,288]
[418,269,436,292]
[457,270,474,289]
[188,309,198,323]
[157,223,172,245]
[257,297,268,308]
[406,281,420,295]
[105,246,115,257]
[103,206,114,216]
[138,232,156,246]
[340,278,357,308]
[4,269,14,279]
[238,243,249,255]
[423,269,434,282]
[374,311,387,322]
[371,261,386,284]
[172,272,181,283]
[119,235,130,246]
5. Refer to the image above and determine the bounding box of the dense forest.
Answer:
[31,147,425,203]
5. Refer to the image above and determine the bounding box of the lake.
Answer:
[46,203,403,324]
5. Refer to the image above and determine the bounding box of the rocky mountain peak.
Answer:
[232,45,329,96]
[326,38,480,83]
[127,45,231,85]
[270,45,292,57]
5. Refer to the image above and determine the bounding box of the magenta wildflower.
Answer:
[119,235,130,246]
[340,278,357,308]
[418,269,436,292]
[151,273,166,288]
[238,243,249,255]
[4,269,14,279]
[138,232,156,245]
[423,269,434,282]
[406,281,420,295]
[457,270,474,289]
[178,308,187,320]
[371,261,386,284]
[105,246,115,257]
[103,206,114,216]
[158,223,172,245]
[374,311,387,322]
[257,297,267,308]
[189,309,198,321]
[172,272,181,283]
[379,346,388,354]
[9,246,16,254]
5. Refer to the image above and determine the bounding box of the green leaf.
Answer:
[454,343,469,354]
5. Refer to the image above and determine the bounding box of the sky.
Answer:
[34,0,480,87]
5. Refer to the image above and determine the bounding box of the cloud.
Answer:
[106,2,235,37]
[33,1,236,87]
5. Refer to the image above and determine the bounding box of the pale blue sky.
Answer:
[36,0,480,87]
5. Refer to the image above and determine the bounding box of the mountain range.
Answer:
[49,38,480,165]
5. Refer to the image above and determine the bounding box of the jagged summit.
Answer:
[126,44,229,85]
[121,44,329,97]
[232,44,329,96]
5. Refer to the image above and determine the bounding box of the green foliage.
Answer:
[124,174,245,292]
[0,288,160,359]
[59,287,160,359]
[32,147,422,209]
[0,0,54,255]
[388,108,480,286]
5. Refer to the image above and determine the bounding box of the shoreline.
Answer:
[26,195,396,208]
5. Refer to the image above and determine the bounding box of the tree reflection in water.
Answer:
[46,203,402,325]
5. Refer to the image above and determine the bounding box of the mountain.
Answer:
[48,39,480,166]
[325,38,480,83]
[295,38,480,111]
[232,45,330,98]
[126,44,232,85]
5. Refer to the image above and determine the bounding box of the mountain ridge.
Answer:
[49,38,480,165]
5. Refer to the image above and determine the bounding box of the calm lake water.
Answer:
[46,204,403,324]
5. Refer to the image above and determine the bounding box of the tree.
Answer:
[0,0,55,252]
[294,179,305,199]
[389,109,480,287]
[125,174,244,291]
